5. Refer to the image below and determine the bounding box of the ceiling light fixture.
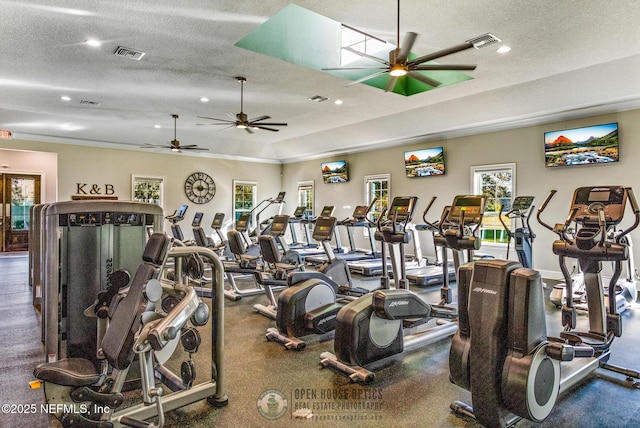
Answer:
[85,39,102,47]
[497,45,511,54]
[60,96,71,101]
[200,97,209,103]
[154,124,161,129]
[389,64,408,77]
[236,123,247,129]
[334,99,343,105]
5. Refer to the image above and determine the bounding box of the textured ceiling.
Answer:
[1,1,639,163]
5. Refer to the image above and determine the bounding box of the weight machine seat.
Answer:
[227,230,259,264]
[33,358,105,387]
[34,233,172,383]
[258,235,298,271]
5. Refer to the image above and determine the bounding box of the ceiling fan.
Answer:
[324,0,499,92]
[141,114,208,153]
[197,77,288,133]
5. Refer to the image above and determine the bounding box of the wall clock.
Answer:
[184,172,216,204]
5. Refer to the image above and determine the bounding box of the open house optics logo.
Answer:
[257,389,288,420]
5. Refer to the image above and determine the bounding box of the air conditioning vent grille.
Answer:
[114,46,146,60]
[467,33,501,49]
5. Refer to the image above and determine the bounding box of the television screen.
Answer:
[404,147,445,177]
[321,160,349,184]
[544,122,618,168]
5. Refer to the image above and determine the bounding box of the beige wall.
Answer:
[0,140,283,236]
[4,108,639,277]
[282,109,640,278]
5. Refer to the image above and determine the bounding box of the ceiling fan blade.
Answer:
[407,41,474,67]
[412,64,477,71]
[197,115,234,123]
[253,126,280,132]
[184,147,209,151]
[407,70,441,87]
[245,126,254,134]
[396,32,417,63]
[251,122,287,127]
[385,76,399,92]
[248,115,270,123]
[197,122,235,126]
[346,70,389,86]
[225,112,238,121]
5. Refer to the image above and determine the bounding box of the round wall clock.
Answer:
[184,172,216,204]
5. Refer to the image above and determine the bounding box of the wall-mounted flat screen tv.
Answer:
[404,147,445,177]
[321,160,349,184]
[544,122,619,168]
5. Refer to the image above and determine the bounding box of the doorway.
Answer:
[1,174,41,252]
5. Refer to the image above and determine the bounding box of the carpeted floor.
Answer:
[1,253,640,428]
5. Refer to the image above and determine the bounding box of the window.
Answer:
[233,180,257,227]
[10,177,36,231]
[471,163,515,244]
[131,175,163,207]
[365,174,390,222]
[297,180,314,219]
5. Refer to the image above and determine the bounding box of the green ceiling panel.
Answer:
[235,4,472,96]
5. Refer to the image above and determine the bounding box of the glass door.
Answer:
[1,174,41,252]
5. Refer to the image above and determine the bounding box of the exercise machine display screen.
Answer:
[192,212,203,227]
[320,206,335,217]
[313,217,336,241]
[352,205,369,219]
[293,206,306,218]
[175,204,188,220]
[388,196,417,222]
[236,213,250,232]
[572,186,627,224]
[448,195,485,223]
[511,196,535,212]
[211,213,224,229]
[270,215,289,236]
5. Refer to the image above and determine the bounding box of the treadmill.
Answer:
[406,198,457,287]
[292,206,342,260]
[305,203,379,266]
[287,206,315,249]
[349,199,433,277]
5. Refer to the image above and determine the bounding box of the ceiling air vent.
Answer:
[466,33,501,49]
[80,100,101,107]
[114,46,146,60]
[307,95,328,102]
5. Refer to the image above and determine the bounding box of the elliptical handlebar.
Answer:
[619,187,640,240]
[536,190,557,233]
[498,204,513,241]
[537,189,578,245]
[421,196,440,232]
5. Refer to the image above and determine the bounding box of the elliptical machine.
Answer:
[498,196,536,268]
[450,185,640,427]
[265,215,363,350]
[320,196,468,383]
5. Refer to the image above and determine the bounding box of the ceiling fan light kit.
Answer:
[197,76,288,133]
[140,114,209,153]
[322,0,499,94]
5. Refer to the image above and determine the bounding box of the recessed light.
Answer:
[60,96,71,101]
[85,39,102,47]
[334,99,343,105]
[200,97,210,103]
[154,124,161,129]
[497,45,511,54]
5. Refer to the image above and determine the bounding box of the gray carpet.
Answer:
[2,254,640,427]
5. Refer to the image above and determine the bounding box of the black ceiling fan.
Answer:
[197,77,287,133]
[141,114,208,153]
[324,0,499,92]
